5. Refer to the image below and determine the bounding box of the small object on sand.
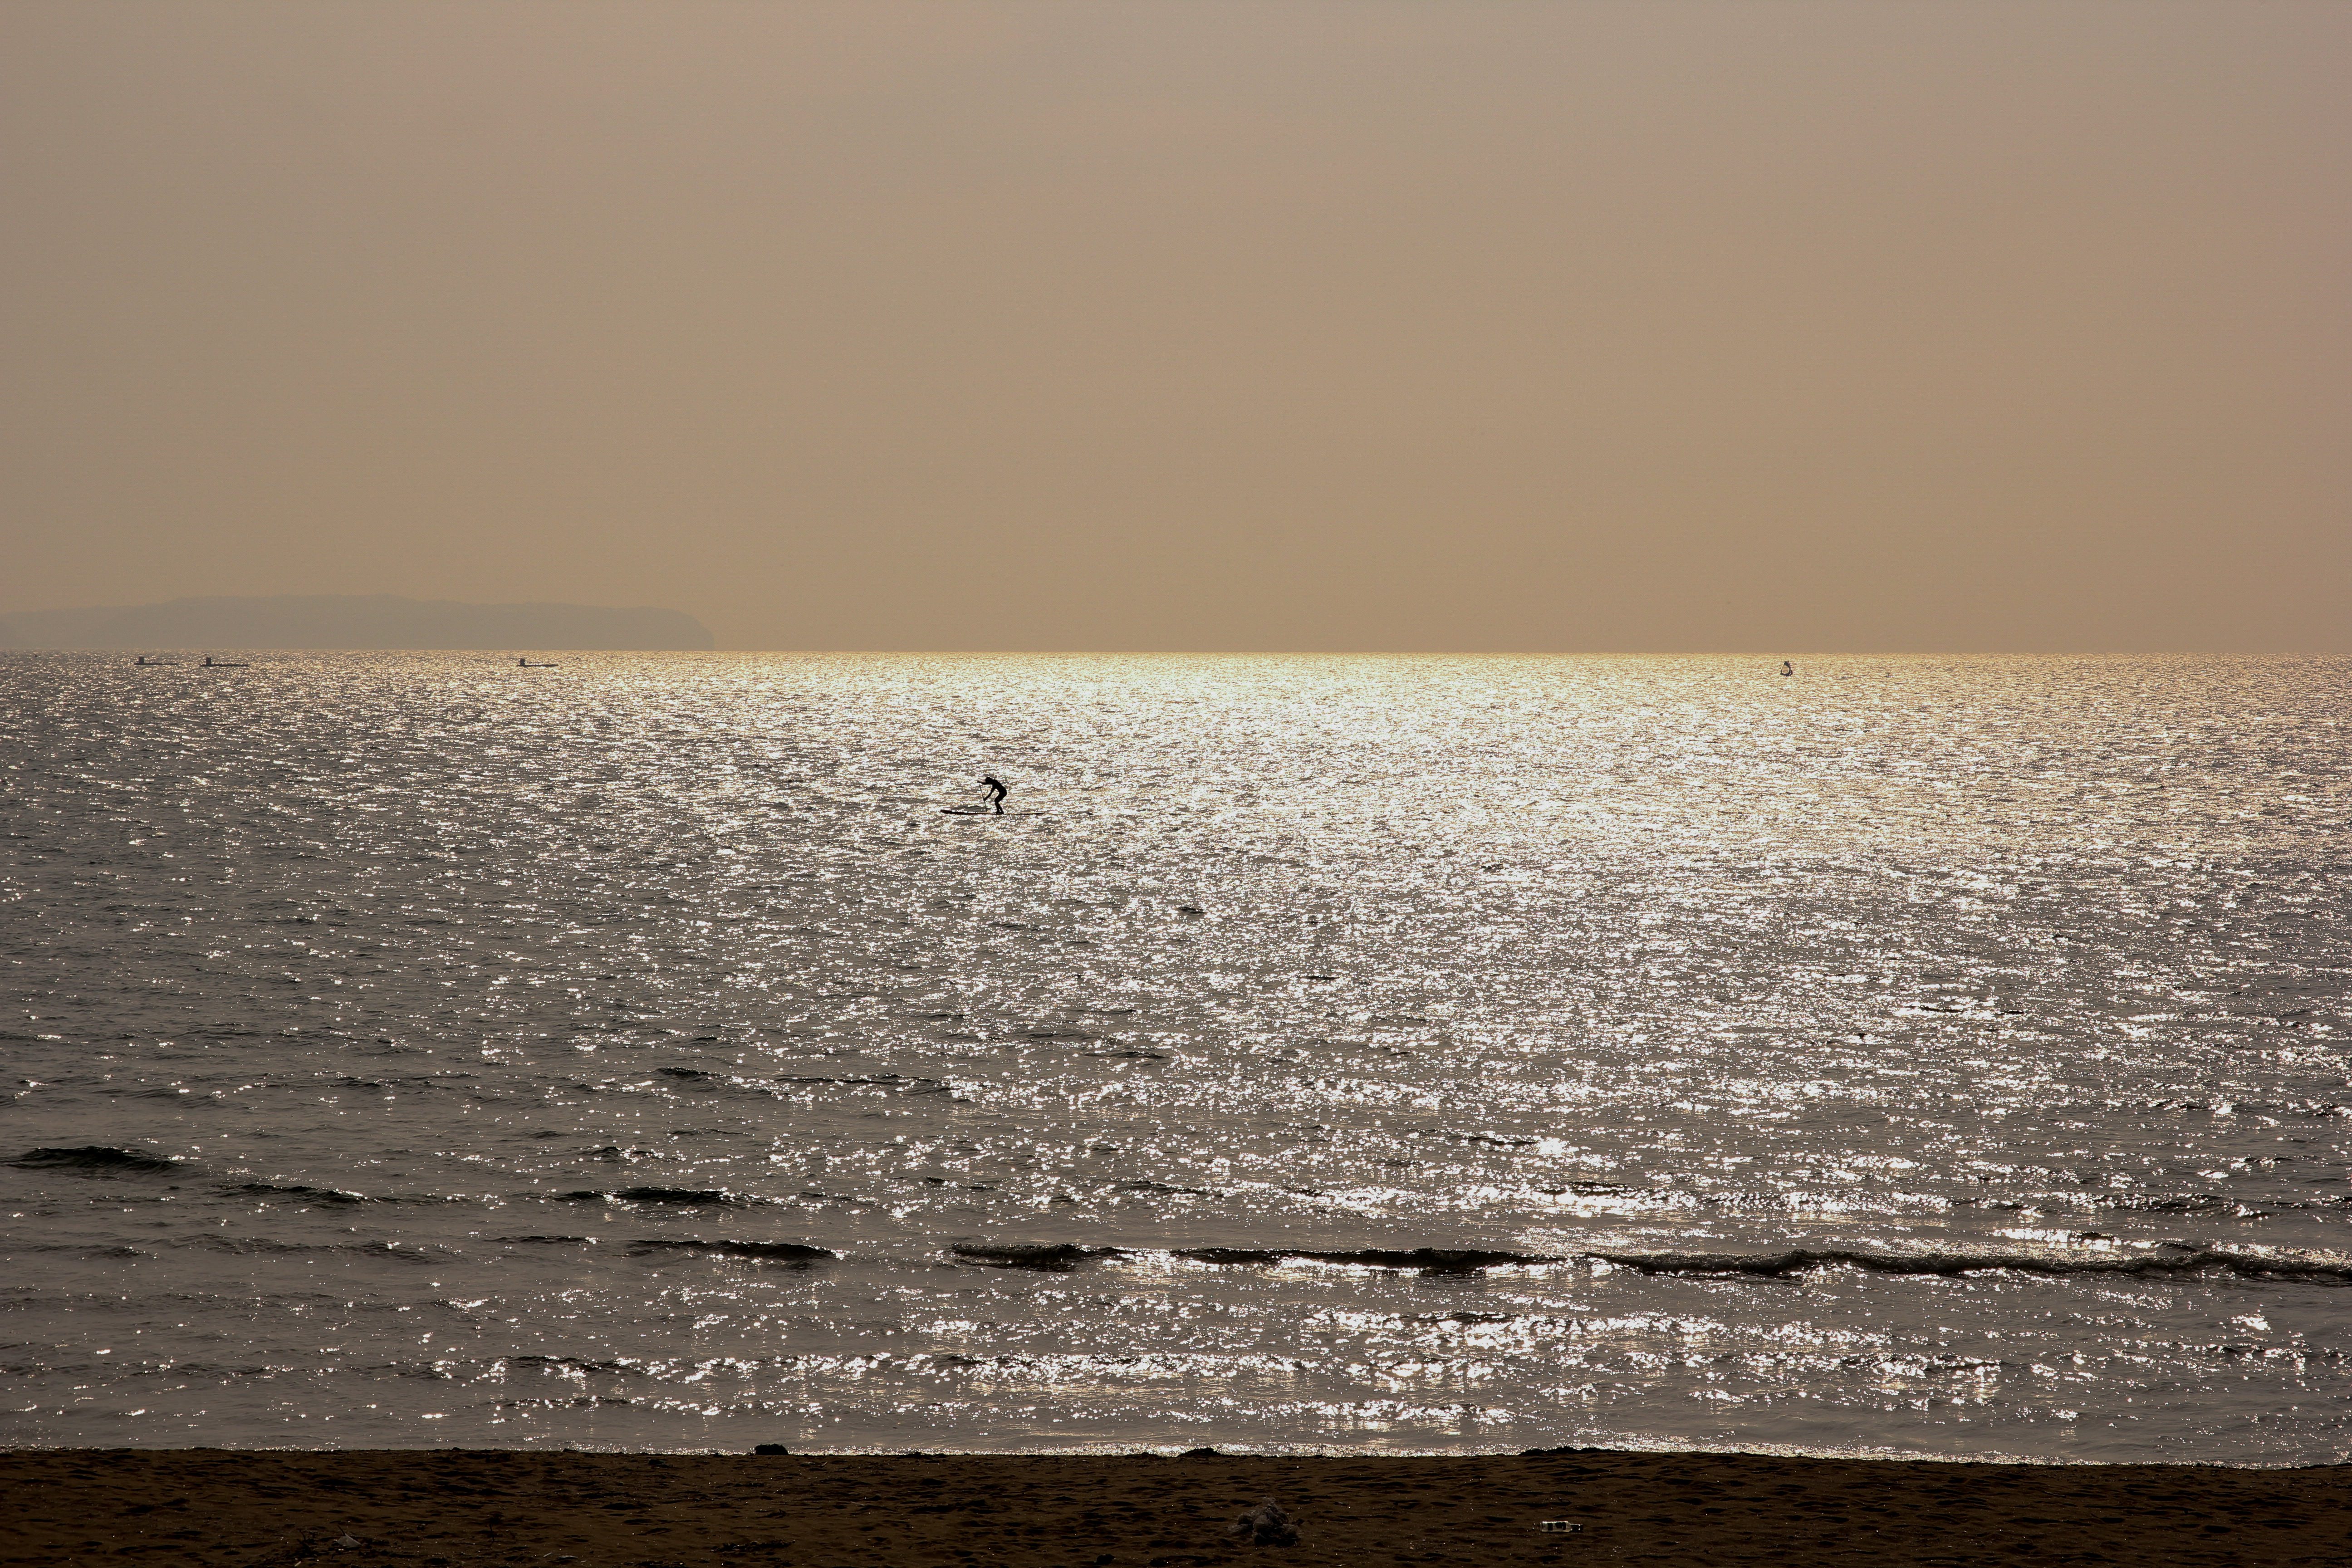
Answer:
[334,1534,363,1550]
[1539,1519,1582,1533]
[1229,1497,1298,1547]
[753,1443,789,1455]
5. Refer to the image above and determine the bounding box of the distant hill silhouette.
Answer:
[0,594,715,651]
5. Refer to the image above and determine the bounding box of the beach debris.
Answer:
[1538,1520,1583,1533]
[1229,1497,1298,1547]
[333,1534,363,1551]
[753,1443,789,1455]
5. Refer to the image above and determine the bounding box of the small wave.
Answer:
[942,1239,2352,1283]
[776,1073,951,1093]
[236,1182,370,1205]
[1177,1246,1556,1273]
[948,1243,1558,1273]
[496,1235,598,1245]
[950,1243,1116,1271]
[2145,1098,2351,1119]
[2099,1193,2269,1218]
[15,1243,142,1258]
[654,1065,952,1101]
[187,1236,449,1260]
[1591,1245,2352,1282]
[12,1145,184,1173]
[560,1186,759,1206]
[510,1354,636,1375]
[630,1239,834,1263]
[1535,1182,1667,1201]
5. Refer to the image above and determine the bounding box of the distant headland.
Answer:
[0,594,716,651]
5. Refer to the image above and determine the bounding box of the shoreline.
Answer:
[6,1441,2341,1468]
[4,1448,2344,1566]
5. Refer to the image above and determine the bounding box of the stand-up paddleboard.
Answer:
[940,806,1002,816]
[201,657,250,668]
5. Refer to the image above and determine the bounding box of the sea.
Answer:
[3,652,2347,1463]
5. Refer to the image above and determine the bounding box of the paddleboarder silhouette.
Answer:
[980,775,1008,814]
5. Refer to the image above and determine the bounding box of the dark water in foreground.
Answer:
[4,652,2347,1461]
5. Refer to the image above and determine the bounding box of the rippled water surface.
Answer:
[4,652,2349,1461]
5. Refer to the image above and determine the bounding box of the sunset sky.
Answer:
[4,1,2346,652]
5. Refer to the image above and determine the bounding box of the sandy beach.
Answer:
[2,1449,2345,1567]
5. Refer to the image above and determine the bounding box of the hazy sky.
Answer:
[4,2,2346,651]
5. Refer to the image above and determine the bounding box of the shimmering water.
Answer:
[4,652,2348,1462]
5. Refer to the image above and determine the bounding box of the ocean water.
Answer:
[3,652,2348,1463]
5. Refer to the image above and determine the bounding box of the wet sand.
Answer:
[2,1449,2345,1567]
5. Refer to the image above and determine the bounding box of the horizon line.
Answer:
[4,646,2345,658]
